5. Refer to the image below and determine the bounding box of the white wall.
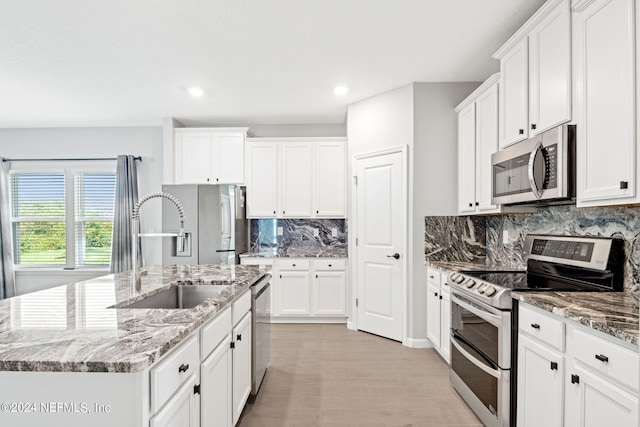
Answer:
[0,126,164,294]
[346,82,479,346]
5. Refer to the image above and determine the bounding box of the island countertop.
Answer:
[0,264,271,373]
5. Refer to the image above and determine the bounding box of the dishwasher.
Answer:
[250,273,271,398]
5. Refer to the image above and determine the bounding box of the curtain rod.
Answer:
[2,156,142,163]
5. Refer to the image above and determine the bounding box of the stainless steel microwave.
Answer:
[491,125,575,205]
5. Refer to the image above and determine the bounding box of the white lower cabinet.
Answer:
[241,257,348,323]
[426,266,450,363]
[150,373,200,427]
[517,303,639,426]
[232,312,252,426]
[201,335,232,427]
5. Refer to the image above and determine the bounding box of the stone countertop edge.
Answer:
[0,264,272,374]
[512,291,639,347]
[239,251,348,258]
[425,260,524,272]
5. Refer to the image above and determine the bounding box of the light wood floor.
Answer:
[238,324,482,427]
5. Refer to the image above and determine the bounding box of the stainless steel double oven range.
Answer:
[447,234,624,427]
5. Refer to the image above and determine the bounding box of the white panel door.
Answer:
[246,142,278,217]
[500,38,529,147]
[232,313,252,426]
[314,141,346,217]
[457,103,476,214]
[426,282,441,348]
[279,271,310,315]
[575,0,636,206]
[529,0,571,134]
[201,335,232,427]
[475,81,499,213]
[280,142,313,217]
[355,151,404,342]
[216,134,245,184]
[313,271,346,316]
[180,132,213,184]
[517,334,564,427]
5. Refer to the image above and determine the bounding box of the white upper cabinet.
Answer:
[573,0,638,207]
[280,142,313,217]
[174,128,248,185]
[455,74,501,215]
[494,0,571,148]
[245,137,347,218]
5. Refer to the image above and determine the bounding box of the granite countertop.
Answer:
[0,264,271,373]
[426,260,524,272]
[240,248,348,258]
[513,291,639,347]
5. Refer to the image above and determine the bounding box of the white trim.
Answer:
[405,338,434,349]
[346,320,356,330]
[454,73,501,112]
[246,136,346,143]
[351,145,409,344]
[269,317,347,324]
[174,127,249,134]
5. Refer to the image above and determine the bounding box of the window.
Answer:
[11,171,116,268]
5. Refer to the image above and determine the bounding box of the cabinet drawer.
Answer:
[427,268,441,286]
[519,304,564,351]
[232,290,251,326]
[201,307,231,359]
[151,334,199,412]
[573,328,639,391]
[278,259,310,270]
[314,259,346,270]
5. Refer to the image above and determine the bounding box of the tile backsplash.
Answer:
[249,218,347,254]
[425,205,640,293]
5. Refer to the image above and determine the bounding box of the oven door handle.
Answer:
[451,293,503,328]
[528,140,544,199]
[451,336,501,379]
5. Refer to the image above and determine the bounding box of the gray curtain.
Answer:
[110,155,140,273]
[0,159,15,299]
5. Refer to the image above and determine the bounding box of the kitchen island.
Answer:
[0,264,271,427]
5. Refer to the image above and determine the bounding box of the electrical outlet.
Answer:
[277,227,283,236]
[331,228,337,237]
[313,229,319,238]
[503,230,509,245]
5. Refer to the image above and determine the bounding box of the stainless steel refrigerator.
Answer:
[161,184,248,265]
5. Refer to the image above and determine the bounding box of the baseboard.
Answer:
[404,338,434,349]
[346,320,356,330]
[269,317,347,324]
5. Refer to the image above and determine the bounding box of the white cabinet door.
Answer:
[279,271,310,315]
[574,0,637,206]
[528,0,571,134]
[280,143,313,217]
[426,282,441,349]
[439,286,451,363]
[565,363,638,427]
[179,132,214,184]
[517,334,564,427]
[474,81,499,213]
[457,103,476,214]
[232,312,252,426]
[216,134,245,184]
[201,335,232,427]
[500,38,529,147]
[314,141,346,217]
[150,374,199,427]
[313,271,346,316]
[246,141,278,217]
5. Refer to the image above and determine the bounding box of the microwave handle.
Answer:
[528,141,544,199]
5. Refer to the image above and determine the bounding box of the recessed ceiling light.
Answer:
[188,87,205,97]
[333,86,349,96]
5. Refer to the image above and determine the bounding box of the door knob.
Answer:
[387,253,400,260]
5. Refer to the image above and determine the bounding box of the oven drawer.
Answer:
[519,304,564,351]
[573,328,639,391]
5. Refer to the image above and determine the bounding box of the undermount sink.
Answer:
[121,285,229,309]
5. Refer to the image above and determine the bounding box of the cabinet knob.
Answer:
[531,123,537,130]
[216,178,219,182]
[475,202,479,206]
[434,292,438,297]
[530,323,540,330]
[429,275,434,279]
[328,264,332,267]
[206,178,210,182]
[273,211,276,214]
[316,210,319,214]
[550,361,558,371]
[595,354,609,363]
[519,129,524,135]
[292,264,296,267]
[620,181,629,189]
[283,211,286,214]
[439,295,442,300]
[237,334,242,341]
[468,203,473,207]
[571,374,580,384]
[316,274,318,278]
[178,364,189,373]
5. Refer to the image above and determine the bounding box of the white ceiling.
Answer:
[0,0,546,128]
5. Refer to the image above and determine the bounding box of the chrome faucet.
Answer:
[131,192,186,287]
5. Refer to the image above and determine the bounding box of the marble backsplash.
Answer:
[425,205,640,293]
[424,216,487,264]
[249,218,347,254]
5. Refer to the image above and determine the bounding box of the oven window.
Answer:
[452,339,498,416]
[493,152,531,197]
[452,301,499,364]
